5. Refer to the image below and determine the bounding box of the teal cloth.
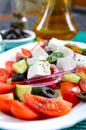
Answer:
[0,32,86,130]
[72,32,86,43]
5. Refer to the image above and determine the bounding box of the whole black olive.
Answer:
[42,86,58,98]
[77,92,86,102]
[13,28,22,37]
[5,33,17,39]
[12,73,26,82]
[22,32,30,38]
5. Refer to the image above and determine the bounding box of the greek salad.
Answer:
[0,38,86,120]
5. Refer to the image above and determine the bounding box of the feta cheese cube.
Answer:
[57,56,76,71]
[32,46,48,59]
[75,53,86,67]
[27,56,47,66]
[48,38,65,51]
[27,61,51,79]
[56,46,74,57]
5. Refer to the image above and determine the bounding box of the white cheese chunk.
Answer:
[56,46,74,57]
[57,56,76,71]
[75,53,86,67]
[48,38,65,51]
[32,46,48,59]
[27,61,51,79]
[27,56,47,66]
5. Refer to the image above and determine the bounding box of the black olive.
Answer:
[12,73,26,82]
[47,50,53,55]
[77,92,86,102]
[13,29,22,37]
[21,32,30,38]
[5,33,17,39]
[82,52,86,56]
[42,86,58,98]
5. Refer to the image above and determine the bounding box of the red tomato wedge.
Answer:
[16,52,24,60]
[0,81,26,94]
[5,61,16,75]
[0,93,14,114]
[0,68,10,82]
[60,81,81,106]
[11,100,40,120]
[76,67,86,78]
[79,78,86,91]
[21,48,32,58]
[0,82,15,94]
[24,94,72,117]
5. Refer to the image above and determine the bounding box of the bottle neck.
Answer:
[47,0,71,12]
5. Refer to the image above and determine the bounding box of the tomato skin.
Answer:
[76,67,86,78]
[0,82,15,94]
[60,81,81,106]
[5,61,16,75]
[24,94,72,117]
[16,52,24,60]
[79,78,86,91]
[11,100,40,120]
[0,93,14,114]
[0,68,10,82]
[21,48,32,58]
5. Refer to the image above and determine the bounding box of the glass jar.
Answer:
[33,0,78,40]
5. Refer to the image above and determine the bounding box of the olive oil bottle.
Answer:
[33,0,78,40]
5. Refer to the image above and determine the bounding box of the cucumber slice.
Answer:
[15,84,43,102]
[13,59,28,74]
[31,87,43,95]
[62,73,82,83]
[15,84,32,102]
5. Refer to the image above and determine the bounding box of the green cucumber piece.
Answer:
[15,84,32,102]
[31,87,43,95]
[15,84,43,102]
[13,59,28,73]
[62,73,82,83]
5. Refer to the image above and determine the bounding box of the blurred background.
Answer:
[0,0,86,31]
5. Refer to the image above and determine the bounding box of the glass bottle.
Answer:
[33,0,78,40]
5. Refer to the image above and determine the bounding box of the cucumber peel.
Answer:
[62,73,82,83]
[13,59,28,73]
[15,84,32,102]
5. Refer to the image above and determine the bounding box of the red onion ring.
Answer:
[24,68,76,85]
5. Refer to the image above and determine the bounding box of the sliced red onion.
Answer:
[24,68,76,84]
[29,76,62,87]
[50,64,60,73]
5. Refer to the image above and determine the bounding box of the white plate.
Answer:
[0,41,86,130]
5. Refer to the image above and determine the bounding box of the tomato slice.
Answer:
[5,61,16,75]
[79,78,86,91]
[76,67,86,78]
[60,81,81,106]
[0,82,15,94]
[21,48,32,58]
[11,100,40,120]
[0,68,10,82]
[0,93,14,114]
[16,52,24,60]
[24,94,72,117]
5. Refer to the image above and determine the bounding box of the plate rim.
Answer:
[0,40,86,130]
